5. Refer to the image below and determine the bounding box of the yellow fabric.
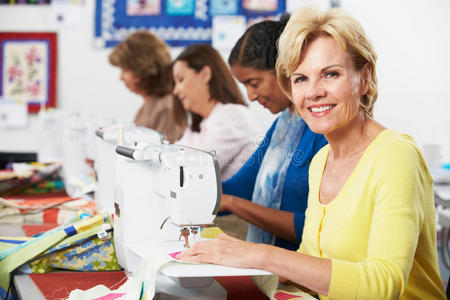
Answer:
[200,227,224,239]
[298,130,446,300]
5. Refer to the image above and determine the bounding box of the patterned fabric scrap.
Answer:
[0,212,120,298]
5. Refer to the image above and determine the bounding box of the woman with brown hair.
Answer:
[173,44,262,181]
[109,31,185,143]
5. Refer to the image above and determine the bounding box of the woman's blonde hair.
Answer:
[276,5,378,116]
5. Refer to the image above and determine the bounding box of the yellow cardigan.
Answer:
[299,130,446,299]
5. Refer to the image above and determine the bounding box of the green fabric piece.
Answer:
[0,213,117,290]
[0,229,67,290]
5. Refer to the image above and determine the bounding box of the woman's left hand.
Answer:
[177,233,265,269]
[218,194,234,212]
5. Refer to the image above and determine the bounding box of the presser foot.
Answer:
[179,228,190,248]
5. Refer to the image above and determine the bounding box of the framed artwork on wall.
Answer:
[0,32,57,113]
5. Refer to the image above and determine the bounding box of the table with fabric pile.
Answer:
[0,194,269,300]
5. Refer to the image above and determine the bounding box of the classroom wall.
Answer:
[1,0,450,161]
[343,0,450,162]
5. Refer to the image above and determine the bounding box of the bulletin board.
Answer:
[0,32,57,113]
[94,0,286,48]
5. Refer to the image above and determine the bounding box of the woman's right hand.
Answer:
[177,233,266,269]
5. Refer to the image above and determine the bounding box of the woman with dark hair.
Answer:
[216,15,327,250]
[173,44,262,181]
[109,31,185,142]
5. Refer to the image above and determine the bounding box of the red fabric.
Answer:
[3,191,67,200]
[5,195,72,205]
[29,272,128,300]
[22,223,59,237]
[29,272,268,300]
[7,193,96,226]
[43,208,59,223]
[215,276,269,300]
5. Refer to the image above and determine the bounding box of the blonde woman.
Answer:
[178,6,446,299]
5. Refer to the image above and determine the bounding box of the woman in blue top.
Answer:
[218,15,327,251]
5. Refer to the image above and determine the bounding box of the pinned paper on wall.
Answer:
[0,98,28,128]
[51,0,85,27]
[0,32,57,113]
[212,16,246,51]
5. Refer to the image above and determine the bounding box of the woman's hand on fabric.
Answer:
[177,233,265,269]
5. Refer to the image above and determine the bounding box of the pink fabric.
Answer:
[94,293,126,300]
[168,251,182,259]
[274,291,304,300]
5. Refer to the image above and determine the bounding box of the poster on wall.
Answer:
[0,32,57,113]
[0,98,28,128]
[95,0,286,48]
[95,0,211,48]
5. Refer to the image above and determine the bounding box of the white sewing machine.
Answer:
[94,126,164,213]
[113,143,270,299]
[113,143,220,272]
[433,168,450,273]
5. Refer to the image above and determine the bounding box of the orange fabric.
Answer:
[22,224,59,237]
[42,209,59,224]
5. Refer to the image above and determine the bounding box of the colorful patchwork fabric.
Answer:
[0,196,96,224]
[0,212,120,298]
[30,236,120,273]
